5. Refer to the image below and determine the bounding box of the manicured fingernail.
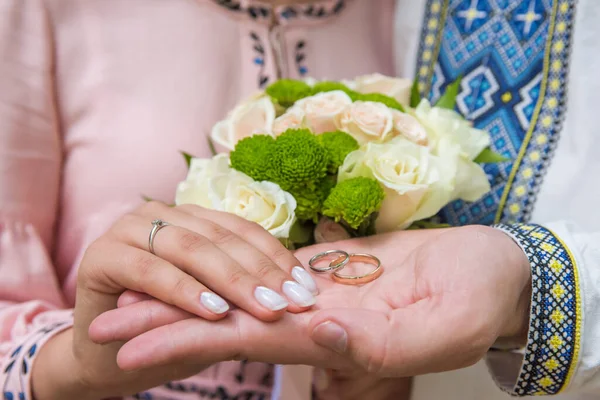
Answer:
[200,292,229,314]
[254,286,288,311]
[311,321,347,354]
[314,368,330,392]
[282,281,316,307]
[291,266,319,294]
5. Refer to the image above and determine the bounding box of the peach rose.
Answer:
[272,108,308,136]
[293,90,353,133]
[210,96,276,151]
[391,110,429,146]
[352,73,412,105]
[334,101,394,144]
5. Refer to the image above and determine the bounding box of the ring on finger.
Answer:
[148,219,171,255]
[308,250,349,273]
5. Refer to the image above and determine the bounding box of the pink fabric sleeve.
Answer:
[0,1,74,398]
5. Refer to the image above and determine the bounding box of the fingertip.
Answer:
[118,290,152,307]
[88,317,112,344]
[199,292,230,317]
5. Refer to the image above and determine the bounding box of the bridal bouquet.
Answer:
[174,74,506,247]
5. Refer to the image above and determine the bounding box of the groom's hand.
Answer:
[308,225,531,376]
[87,226,531,377]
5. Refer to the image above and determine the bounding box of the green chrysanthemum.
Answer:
[316,131,359,174]
[311,81,358,99]
[355,92,406,112]
[230,135,275,181]
[289,176,336,222]
[269,129,329,190]
[322,177,385,229]
[266,79,313,108]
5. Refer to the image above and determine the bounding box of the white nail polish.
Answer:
[291,266,319,294]
[254,286,289,311]
[200,292,229,314]
[282,281,316,307]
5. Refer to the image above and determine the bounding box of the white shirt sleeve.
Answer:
[487,221,600,396]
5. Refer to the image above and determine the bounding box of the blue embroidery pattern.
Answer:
[495,224,581,395]
[2,322,67,400]
[415,0,576,226]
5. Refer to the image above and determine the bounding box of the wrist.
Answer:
[496,238,532,348]
[31,328,99,400]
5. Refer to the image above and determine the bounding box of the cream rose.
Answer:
[338,138,459,232]
[334,101,394,144]
[352,73,412,105]
[209,170,297,238]
[413,99,490,160]
[175,155,296,238]
[210,96,276,151]
[174,154,231,208]
[293,90,353,133]
[390,110,429,146]
[272,107,308,136]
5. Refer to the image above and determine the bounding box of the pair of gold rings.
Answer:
[308,250,383,285]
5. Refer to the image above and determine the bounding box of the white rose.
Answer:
[209,170,297,239]
[390,110,429,146]
[175,154,231,208]
[334,101,394,144]
[352,73,412,105]
[413,99,490,160]
[436,136,491,202]
[272,107,308,135]
[339,138,459,232]
[210,96,276,152]
[175,155,297,238]
[293,90,352,133]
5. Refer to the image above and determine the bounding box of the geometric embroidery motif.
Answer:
[495,223,582,396]
[415,0,576,226]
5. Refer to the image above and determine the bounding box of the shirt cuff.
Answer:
[1,319,73,400]
[488,223,582,396]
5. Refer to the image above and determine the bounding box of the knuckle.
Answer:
[269,246,293,263]
[237,220,264,238]
[169,275,196,304]
[203,221,238,245]
[78,239,112,286]
[226,268,247,287]
[253,258,279,281]
[140,200,167,216]
[132,253,160,286]
[176,203,204,214]
[178,232,210,254]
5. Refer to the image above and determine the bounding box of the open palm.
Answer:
[90,225,530,378]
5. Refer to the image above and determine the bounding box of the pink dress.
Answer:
[0,0,396,398]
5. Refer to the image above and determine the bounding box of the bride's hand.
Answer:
[32,202,317,400]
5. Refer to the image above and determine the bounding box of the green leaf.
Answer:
[207,137,217,156]
[288,220,314,244]
[435,77,462,110]
[180,151,194,167]
[474,147,510,163]
[408,221,452,230]
[355,93,405,112]
[410,77,422,108]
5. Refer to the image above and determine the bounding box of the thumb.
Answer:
[309,308,392,375]
[309,299,463,377]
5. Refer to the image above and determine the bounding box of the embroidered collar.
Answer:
[212,0,348,24]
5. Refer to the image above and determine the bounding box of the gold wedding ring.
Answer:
[332,253,383,285]
[309,250,349,273]
[308,250,383,285]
